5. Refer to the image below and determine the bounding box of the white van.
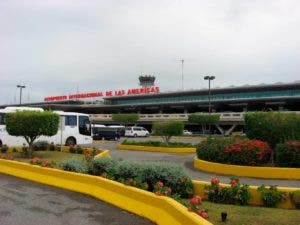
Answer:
[125,126,149,137]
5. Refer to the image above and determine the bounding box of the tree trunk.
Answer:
[28,141,34,158]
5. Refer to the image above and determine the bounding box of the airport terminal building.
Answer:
[7,81,299,114]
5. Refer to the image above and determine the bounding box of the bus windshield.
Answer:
[79,116,91,136]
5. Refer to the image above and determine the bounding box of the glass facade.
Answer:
[110,89,300,106]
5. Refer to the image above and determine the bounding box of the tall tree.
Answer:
[111,113,139,125]
[152,121,184,144]
[188,113,220,134]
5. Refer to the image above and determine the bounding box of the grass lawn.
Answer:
[11,151,84,167]
[202,201,300,225]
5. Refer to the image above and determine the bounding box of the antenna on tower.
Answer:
[180,59,184,90]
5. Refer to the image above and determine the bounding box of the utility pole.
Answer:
[204,76,215,134]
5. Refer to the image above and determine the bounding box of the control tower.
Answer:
[139,75,156,87]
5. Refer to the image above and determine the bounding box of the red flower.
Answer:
[231,180,237,186]
[200,211,209,219]
[281,194,287,200]
[210,176,220,184]
[32,157,40,164]
[189,195,202,205]
[156,181,164,187]
[41,160,48,167]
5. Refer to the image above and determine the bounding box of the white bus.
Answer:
[0,107,93,146]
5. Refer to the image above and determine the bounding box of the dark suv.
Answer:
[92,127,120,141]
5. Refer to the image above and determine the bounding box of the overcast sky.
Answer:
[1,0,300,104]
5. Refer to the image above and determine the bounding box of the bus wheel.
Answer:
[65,137,76,146]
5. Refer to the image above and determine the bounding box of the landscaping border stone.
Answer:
[194,157,300,180]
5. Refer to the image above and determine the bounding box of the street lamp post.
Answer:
[17,85,26,105]
[204,76,215,134]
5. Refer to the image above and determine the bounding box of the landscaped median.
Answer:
[0,159,212,225]
[117,144,196,153]
[194,157,300,180]
[192,179,300,209]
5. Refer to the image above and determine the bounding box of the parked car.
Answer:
[125,126,149,137]
[183,130,192,135]
[92,125,120,140]
[107,125,125,137]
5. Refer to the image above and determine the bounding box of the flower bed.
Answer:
[197,138,300,168]
[197,138,271,166]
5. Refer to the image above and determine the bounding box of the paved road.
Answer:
[89,137,300,188]
[0,174,155,225]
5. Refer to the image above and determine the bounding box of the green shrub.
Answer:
[0,144,8,153]
[140,162,193,198]
[122,139,195,148]
[275,142,300,168]
[33,141,49,151]
[92,158,193,198]
[257,185,287,207]
[92,157,119,177]
[116,161,142,180]
[60,158,88,174]
[152,121,184,143]
[245,112,300,148]
[197,138,234,163]
[76,146,83,154]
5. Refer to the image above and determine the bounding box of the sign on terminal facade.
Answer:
[44,86,160,102]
